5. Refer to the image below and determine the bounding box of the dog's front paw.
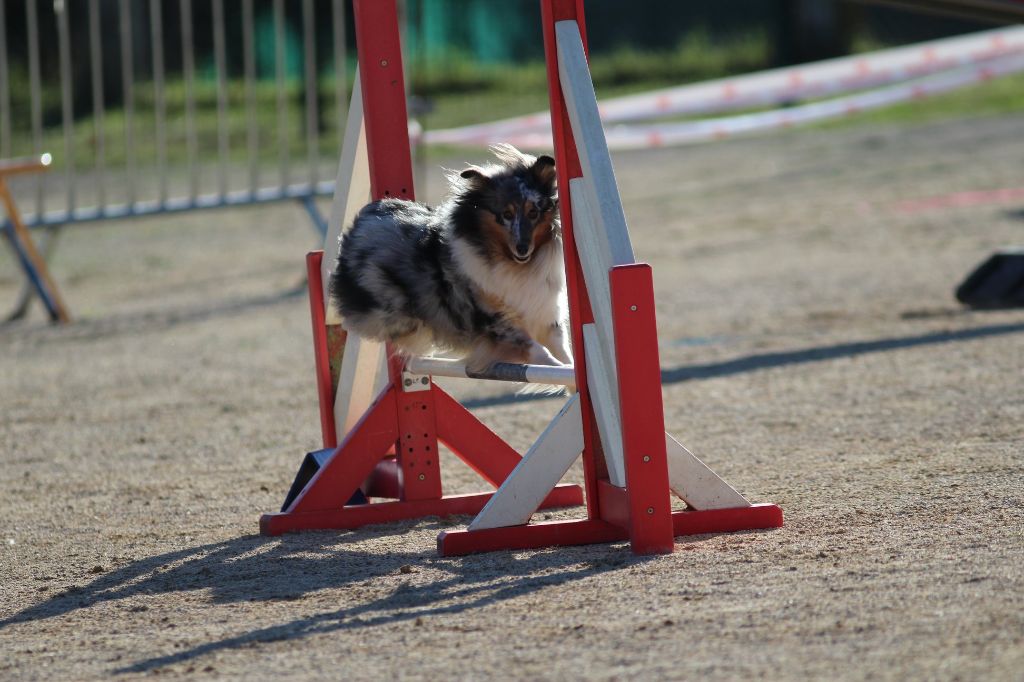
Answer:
[527,342,563,366]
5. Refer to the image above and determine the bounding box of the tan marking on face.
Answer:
[476,209,516,260]
[530,210,556,250]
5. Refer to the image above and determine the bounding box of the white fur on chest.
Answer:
[451,237,567,339]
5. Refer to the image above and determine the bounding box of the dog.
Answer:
[329,144,572,376]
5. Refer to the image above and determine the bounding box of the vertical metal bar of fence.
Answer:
[274,0,289,188]
[213,0,228,198]
[57,0,74,214]
[332,0,346,154]
[150,0,167,204]
[0,0,10,160]
[302,0,318,189]
[26,0,43,215]
[243,0,257,195]
[119,0,136,207]
[89,0,107,209]
[180,0,197,202]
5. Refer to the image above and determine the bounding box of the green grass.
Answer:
[812,70,1024,131]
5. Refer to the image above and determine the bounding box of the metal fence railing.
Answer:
[0,0,350,235]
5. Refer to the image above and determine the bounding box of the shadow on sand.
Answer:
[463,318,1024,409]
[0,283,307,342]
[0,521,649,674]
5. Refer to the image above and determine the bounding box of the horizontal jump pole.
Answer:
[405,357,576,389]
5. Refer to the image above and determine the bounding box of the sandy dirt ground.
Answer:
[1,113,1023,681]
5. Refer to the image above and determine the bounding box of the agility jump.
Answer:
[260,0,782,556]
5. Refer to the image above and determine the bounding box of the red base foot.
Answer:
[672,502,783,536]
[436,503,783,557]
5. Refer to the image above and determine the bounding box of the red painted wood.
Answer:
[289,386,399,513]
[261,486,584,536]
[596,480,629,529]
[437,518,627,557]
[609,264,674,554]
[352,0,451,506]
[671,504,784,536]
[353,0,445,504]
[540,484,586,510]
[352,0,414,203]
[263,492,501,536]
[541,0,586,182]
[306,251,338,449]
[433,387,525,487]
[393,378,444,501]
[540,0,607,519]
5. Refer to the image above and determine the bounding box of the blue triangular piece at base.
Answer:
[280,448,368,512]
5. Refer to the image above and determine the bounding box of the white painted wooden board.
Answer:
[317,69,388,440]
[322,70,371,326]
[558,19,638,489]
[556,22,635,268]
[333,333,387,440]
[665,433,750,509]
[583,324,625,486]
[469,394,585,530]
[568,178,619,381]
[557,21,751,512]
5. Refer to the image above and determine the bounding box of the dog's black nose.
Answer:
[516,243,531,257]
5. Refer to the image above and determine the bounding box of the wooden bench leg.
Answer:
[7,224,62,321]
[0,180,71,323]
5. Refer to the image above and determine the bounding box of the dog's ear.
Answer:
[459,166,489,185]
[530,155,556,188]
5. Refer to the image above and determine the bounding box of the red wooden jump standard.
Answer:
[259,0,583,537]
[261,0,783,555]
[436,0,782,556]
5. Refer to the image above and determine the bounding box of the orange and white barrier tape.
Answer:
[418,26,1024,149]
[500,51,1024,151]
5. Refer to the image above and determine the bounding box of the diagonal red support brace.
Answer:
[288,385,399,514]
[434,387,527,487]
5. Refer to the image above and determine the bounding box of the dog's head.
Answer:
[452,144,558,265]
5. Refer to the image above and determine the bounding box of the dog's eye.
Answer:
[527,208,539,220]
[502,209,514,221]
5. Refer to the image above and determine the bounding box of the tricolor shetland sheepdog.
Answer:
[329,144,571,373]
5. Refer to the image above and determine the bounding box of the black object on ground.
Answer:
[955,248,1024,308]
